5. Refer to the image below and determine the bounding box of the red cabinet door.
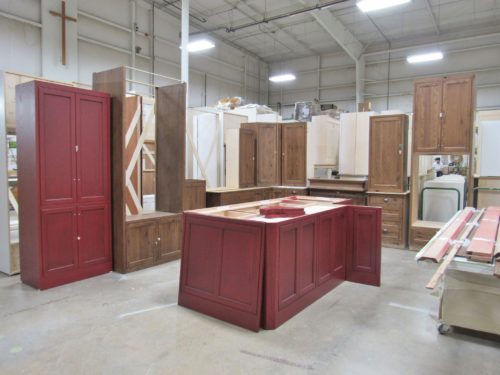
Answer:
[317,207,347,286]
[346,206,381,287]
[41,206,78,276]
[76,94,110,203]
[38,86,76,206]
[78,204,111,266]
[275,217,317,311]
[179,215,265,331]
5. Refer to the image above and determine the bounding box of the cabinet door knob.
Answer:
[383,198,389,203]
[77,236,81,240]
[157,237,161,241]
[382,229,388,234]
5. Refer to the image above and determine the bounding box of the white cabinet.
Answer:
[339,112,377,176]
[476,110,500,177]
[307,115,340,179]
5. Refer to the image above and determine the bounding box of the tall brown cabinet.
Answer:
[240,122,307,188]
[409,74,475,249]
[93,67,186,273]
[413,74,474,154]
[367,114,409,248]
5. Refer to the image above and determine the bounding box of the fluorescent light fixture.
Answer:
[407,51,443,64]
[357,0,411,12]
[185,39,215,53]
[269,74,296,83]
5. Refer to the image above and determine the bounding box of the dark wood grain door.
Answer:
[38,86,77,206]
[76,94,110,203]
[156,216,182,263]
[281,123,306,186]
[239,128,256,188]
[125,220,156,271]
[346,206,381,287]
[412,78,442,153]
[368,115,407,192]
[78,204,111,266]
[41,206,78,275]
[257,124,281,186]
[441,75,473,153]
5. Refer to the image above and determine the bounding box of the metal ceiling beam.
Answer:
[424,0,440,35]
[297,0,364,103]
[298,0,363,61]
[237,0,321,56]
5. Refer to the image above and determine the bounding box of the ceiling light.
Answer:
[185,39,215,53]
[269,74,296,83]
[357,0,411,12]
[407,52,443,64]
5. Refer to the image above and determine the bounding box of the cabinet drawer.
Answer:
[368,195,403,211]
[382,211,402,222]
[381,222,402,241]
[410,226,440,250]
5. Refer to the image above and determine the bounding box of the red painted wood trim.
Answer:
[418,207,475,262]
[467,207,500,259]
[345,205,382,287]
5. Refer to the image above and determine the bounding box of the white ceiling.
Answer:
[157,0,500,62]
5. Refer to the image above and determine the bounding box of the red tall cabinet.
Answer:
[16,81,112,289]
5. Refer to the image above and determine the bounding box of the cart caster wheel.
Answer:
[437,322,451,335]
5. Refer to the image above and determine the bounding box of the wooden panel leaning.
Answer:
[156,83,186,213]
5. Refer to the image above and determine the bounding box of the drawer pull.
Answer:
[382,228,388,234]
[383,198,389,203]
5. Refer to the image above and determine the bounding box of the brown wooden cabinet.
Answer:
[413,74,474,154]
[93,67,186,273]
[125,213,182,272]
[367,193,409,248]
[282,123,307,186]
[239,128,256,188]
[368,114,408,193]
[409,222,440,250]
[239,122,307,187]
[183,179,206,210]
[309,188,367,206]
[241,123,281,186]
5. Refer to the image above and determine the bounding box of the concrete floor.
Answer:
[1,248,499,375]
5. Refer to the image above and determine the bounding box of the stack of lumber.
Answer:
[467,207,500,263]
[417,207,500,287]
[417,207,475,262]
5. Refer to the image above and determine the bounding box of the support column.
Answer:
[355,56,365,106]
[181,0,189,86]
[181,0,189,178]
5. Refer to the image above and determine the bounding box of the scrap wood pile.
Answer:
[416,206,500,289]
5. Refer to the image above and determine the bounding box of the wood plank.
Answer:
[426,209,484,289]
[124,96,141,214]
[92,67,126,272]
[155,83,186,213]
[417,207,474,262]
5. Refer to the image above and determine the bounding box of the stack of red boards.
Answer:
[467,207,500,262]
[417,207,475,262]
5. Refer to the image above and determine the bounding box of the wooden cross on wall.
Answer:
[49,0,77,66]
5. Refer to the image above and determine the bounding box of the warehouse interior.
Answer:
[1,0,500,373]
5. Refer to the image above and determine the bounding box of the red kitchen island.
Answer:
[178,196,382,331]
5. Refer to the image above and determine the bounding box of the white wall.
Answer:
[0,0,268,107]
[269,34,500,118]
